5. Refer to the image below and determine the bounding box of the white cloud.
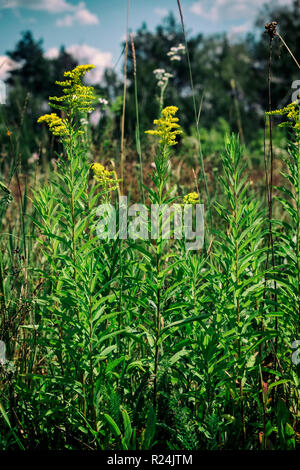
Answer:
[154,8,168,17]
[44,47,60,60]
[45,45,112,83]
[190,0,294,23]
[0,55,18,80]
[228,21,252,40]
[121,31,136,42]
[0,0,74,12]
[230,22,251,35]
[0,0,99,27]
[56,3,99,27]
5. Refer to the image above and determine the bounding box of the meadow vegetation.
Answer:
[0,0,300,450]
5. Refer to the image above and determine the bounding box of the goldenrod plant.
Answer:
[33,65,122,445]
[266,97,300,438]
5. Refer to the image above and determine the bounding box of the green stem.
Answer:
[297,138,300,337]
[233,162,246,445]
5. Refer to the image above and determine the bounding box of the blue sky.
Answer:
[0,0,295,82]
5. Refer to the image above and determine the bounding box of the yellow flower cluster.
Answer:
[37,65,96,137]
[64,64,95,79]
[91,163,119,191]
[49,64,96,114]
[145,106,183,146]
[183,192,200,204]
[266,95,300,132]
[37,113,69,137]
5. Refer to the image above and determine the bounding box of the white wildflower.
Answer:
[99,97,109,106]
[167,44,185,62]
[153,68,165,75]
[153,68,173,88]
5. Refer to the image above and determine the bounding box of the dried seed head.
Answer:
[265,21,278,39]
[130,33,137,77]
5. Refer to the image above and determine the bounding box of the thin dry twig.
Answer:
[120,0,130,195]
